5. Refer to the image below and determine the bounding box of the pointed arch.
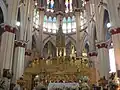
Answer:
[43,36,56,48]
[0,0,7,23]
[66,36,76,49]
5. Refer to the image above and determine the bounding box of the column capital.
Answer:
[15,40,26,48]
[88,51,98,57]
[85,0,89,2]
[1,24,16,33]
[25,49,32,56]
[38,7,45,11]
[110,27,120,35]
[96,42,108,49]
[74,8,82,12]
[56,11,64,16]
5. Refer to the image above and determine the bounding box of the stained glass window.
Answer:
[43,16,47,31]
[47,0,54,12]
[72,16,76,32]
[65,0,72,13]
[52,17,57,33]
[67,17,72,33]
[62,18,67,33]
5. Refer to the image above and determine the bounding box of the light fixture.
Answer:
[82,52,87,57]
[35,2,37,6]
[107,23,111,28]
[16,21,20,26]
[35,75,39,78]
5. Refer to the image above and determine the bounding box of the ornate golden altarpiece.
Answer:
[23,56,96,90]
[23,25,96,90]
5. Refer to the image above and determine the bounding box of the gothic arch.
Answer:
[66,36,76,49]
[103,9,111,40]
[80,32,88,52]
[43,36,56,48]
[0,0,7,23]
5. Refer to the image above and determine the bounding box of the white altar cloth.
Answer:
[48,83,79,90]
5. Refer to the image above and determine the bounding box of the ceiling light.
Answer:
[35,75,39,78]
[107,23,111,28]
[35,2,37,5]
[16,21,20,26]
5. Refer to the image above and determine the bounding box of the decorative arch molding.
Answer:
[65,36,76,49]
[0,0,7,23]
[43,36,56,48]
[80,32,88,51]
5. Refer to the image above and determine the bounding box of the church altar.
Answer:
[48,83,79,90]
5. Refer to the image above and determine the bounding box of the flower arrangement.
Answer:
[79,76,90,90]
[108,73,120,90]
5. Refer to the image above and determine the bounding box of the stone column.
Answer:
[96,42,110,79]
[12,0,31,83]
[110,28,120,77]
[93,0,110,79]
[26,0,34,50]
[12,41,26,83]
[107,0,120,77]
[75,8,81,56]
[0,25,16,72]
[24,0,34,71]
[0,0,18,73]
[88,51,99,82]
[38,7,45,57]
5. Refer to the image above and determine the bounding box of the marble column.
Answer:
[110,28,120,77]
[0,25,16,72]
[93,0,110,79]
[12,0,31,83]
[0,0,18,73]
[96,42,110,79]
[0,25,15,90]
[26,0,34,50]
[88,51,99,82]
[12,41,26,83]
[75,8,81,56]
[39,7,45,57]
[107,0,120,77]
[24,0,34,71]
